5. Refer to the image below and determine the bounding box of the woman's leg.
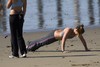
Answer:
[17,14,27,55]
[27,31,58,51]
[9,15,19,57]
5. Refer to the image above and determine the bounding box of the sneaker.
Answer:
[20,54,27,58]
[9,55,19,58]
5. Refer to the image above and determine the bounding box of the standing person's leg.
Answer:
[17,14,27,55]
[9,15,19,57]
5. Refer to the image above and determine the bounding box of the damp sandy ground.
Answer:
[0,27,100,67]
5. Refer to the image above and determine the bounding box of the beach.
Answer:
[0,27,100,67]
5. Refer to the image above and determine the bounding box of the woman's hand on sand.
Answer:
[62,50,70,53]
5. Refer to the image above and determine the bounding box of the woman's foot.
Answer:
[20,54,27,58]
[85,49,90,51]
[9,55,19,58]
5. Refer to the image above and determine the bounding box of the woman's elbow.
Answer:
[6,5,10,9]
[6,6,9,9]
[6,3,11,9]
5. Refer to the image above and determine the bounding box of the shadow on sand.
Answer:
[33,50,100,52]
[27,50,99,58]
[27,54,96,58]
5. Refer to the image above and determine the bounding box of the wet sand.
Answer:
[0,27,100,67]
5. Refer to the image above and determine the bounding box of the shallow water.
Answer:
[0,0,100,34]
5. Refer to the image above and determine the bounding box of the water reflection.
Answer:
[0,0,7,33]
[37,0,44,29]
[88,0,95,25]
[98,0,100,23]
[0,0,100,34]
[56,0,63,27]
[74,0,80,25]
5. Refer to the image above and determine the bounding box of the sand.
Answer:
[0,27,100,67]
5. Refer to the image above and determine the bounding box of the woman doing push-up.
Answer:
[26,24,90,52]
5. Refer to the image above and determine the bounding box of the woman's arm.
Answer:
[22,0,27,15]
[78,35,89,51]
[6,0,12,9]
[61,28,70,52]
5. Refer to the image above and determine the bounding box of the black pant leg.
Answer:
[27,32,58,51]
[9,15,19,56]
[17,14,27,55]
